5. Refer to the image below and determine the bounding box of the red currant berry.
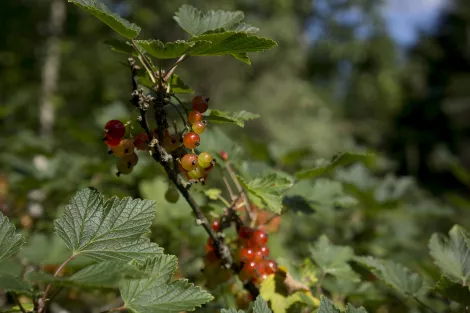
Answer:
[238,226,254,240]
[192,121,207,134]
[116,158,133,176]
[240,247,256,261]
[163,134,180,152]
[256,246,270,259]
[181,154,198,171]
[239,261,257,281]
[105,120,126,139]
[198,152,214,168]
[183,132,200,149]
[219,150,229,161]
[188,110,203,124]
[248,229,268,247]
[265,260,278,275]
[111,139,135,157]
[104,134,121,147]
[123,152,138,167]
[134,133,149,151]
[178,162,188,173]
[187,165,205,180]
[192,95,209,113]
[205,238,215,253]
[212,220,220,232]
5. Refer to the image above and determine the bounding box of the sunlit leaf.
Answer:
[205,109,260,127]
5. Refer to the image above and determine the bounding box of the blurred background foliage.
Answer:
[1,0,470,312]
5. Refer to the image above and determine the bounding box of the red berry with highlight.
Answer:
[240,247,256,261]
[192,121,207,134]
[248,229,268,247]
[212,220,220,232]
[256,246,270,259]
[238,226,254,240]
[181,154,198,171]
[265,260,278,275]
[219,150,229,161]
[188,110,203,124]
[183,132,200,149]
[104,134,121,147]
[105,120,126,139]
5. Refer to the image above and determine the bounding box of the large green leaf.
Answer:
[0,212,26,262]
[120,255,213,313]
[429,225,470,285]
[174,5,245,36]
[205,109,260,127]
[310,236,359,282]
[296,152,376,181]
[104,39,136,56]
[68,0,141,39]
[189,32,277,64]
[169,74,193,94]
[55,187,162,263]
[0,274,32,294]
[345,305,368,313]
[221,310,244,313]
[253,296,273,313]
[433,276,470,305]
[354,256,425,297]
[27,260,146,288]
[238,174,294,214]
[135,40,210,59]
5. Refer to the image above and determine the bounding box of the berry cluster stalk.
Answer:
[127,57,259,297]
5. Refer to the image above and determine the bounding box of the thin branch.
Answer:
[131,40,158,85]
[11,293,27,313]
[222,176,236,200]
[163,54,188,82]
[225,162,255,222]
[38,254,76,313]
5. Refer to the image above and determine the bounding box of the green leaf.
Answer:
[189,32,277,64]
[174,5,244,36]
[104,39,136,55]
[345,305,368,313]
[0,274,32,294]
[205,109,260,127]
[54,187,162,263]
[233,22,259,33]
[429,225,470,285]
[221,310,244,313]
[169,74,193,94]
[253,296,273,313]
[238,174,294,214]
[0,211,26,262]
[433,276,470,305]
[27,260,146,288]
[310,236,359,282]
[296,152,376,181]
[68,0,141,39]
[354,256,425,297]
[204,188,222,200]
[317,296,340,313]
[135,40,211,59]
[120,255,213,313]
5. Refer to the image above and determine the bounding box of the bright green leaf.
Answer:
[174,5,244,36]
[205,109,260,127]
[310,236,359,282]
[429,225,470,285]
[354,256,425,297]
[189,31,277,64]
[221,310,244,313]
[253,296,273,313]
[345,304,368,313]
[204,188,222,200]
[120,255,213,313]
[296,152,376,181]
[238,174,294,214]
[68,0,141,39]
[54,187,162,263]
[0,211,26,262]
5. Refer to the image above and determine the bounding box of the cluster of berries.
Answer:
[178,96,215,183]
[237,226,278,285]
[103,120,139,176]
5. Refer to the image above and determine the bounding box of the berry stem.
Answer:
[164,54,189,82]
[168,101,188,126]
[131,39,159,85]
[223,175,236,200]
[225,162,255,222]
